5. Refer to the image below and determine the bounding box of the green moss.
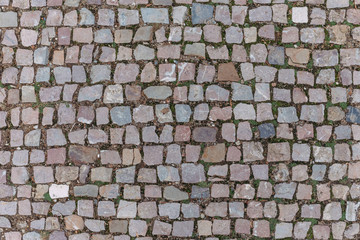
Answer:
[43,192,52,202]
[39,105,44,114]
[309,179,318,186]
[115,196,122,205]
[229,187,235,198]
[344,21,354,28]
[197,181,211,188]
[275,25,281,32]
[283,43,295,48]
[253,179,260,189]
[233,119,240,125]
[339,102,348,110]
[307,59,314,70]
[334,65,340,72]
[93,181,108,186]
[269,218,277,232]
[35,19,46,31]
[34,82,41,93]
[177,81,194,87]
[269,179,276,185]
[181,199,191,204]
[274,198,285,204]
[289,162,298,168]
[325,140,336,150]
[325,101,334,109]
[339,176,348,185]
[270,119,279,127]
[246,120,258,126]
[199,160,213,172]
[303,218,318,226]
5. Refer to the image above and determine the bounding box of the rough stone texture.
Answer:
[0,1,358,239]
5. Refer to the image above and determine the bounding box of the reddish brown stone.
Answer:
[217,63,240,82]
[69,145,98,165]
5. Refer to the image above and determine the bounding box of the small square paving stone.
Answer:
[172,221,194,237]
[192,3,214,24]
[141,8,169,24]
[143,146,163,166]
[292,7,308,23]
[249,6,272,22]
[313,225,331,240]
[153,221,172,236]
[0,12,18,27]
[253,220,270,238]
[275,223,293,239]
[11,167,29,184]
[110,107,131,126]
[158,203,180,219]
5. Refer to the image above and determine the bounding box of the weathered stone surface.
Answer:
[164,186,188,201]
[201,144,226,163]
[274,182,297,199]
[313,50,339,67]
[192,127,217,142]
[141,8,169,24]
[144,86,172,100]
[300,105,325,123]
[110,107,132,126]
[191,3,214,24]
[217,63,240,82]
[69,146,98,165]
[0,12,18,27]
[182,163,206,183]
[0,1,358,238]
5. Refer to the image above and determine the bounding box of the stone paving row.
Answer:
[1,0,360,239]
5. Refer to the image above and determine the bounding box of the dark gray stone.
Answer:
[191,3,214,24]
[346,106,360,124]
[258,123,275,139]
[268,46,285,65]
[191,186,210,199]
[192,127,217,142]
[110,106,132,126]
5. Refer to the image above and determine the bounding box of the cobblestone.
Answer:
[0,0,358,239]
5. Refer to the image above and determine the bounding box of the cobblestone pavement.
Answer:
[1,0,360,239]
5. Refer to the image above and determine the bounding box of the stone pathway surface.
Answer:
[0,0,360,239]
